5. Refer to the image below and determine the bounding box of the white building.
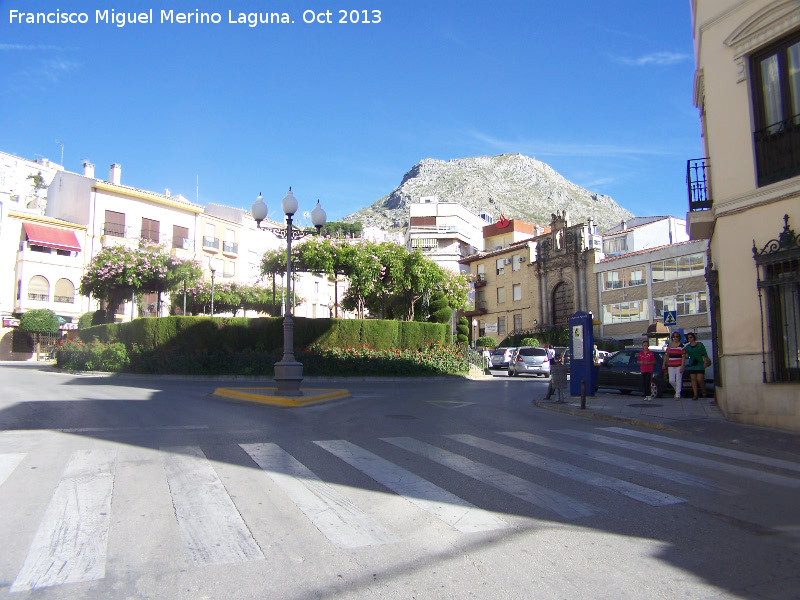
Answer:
[45,162,205,319]
[601,216,689,257]
[0,151,63,213]
[405,197,487,273]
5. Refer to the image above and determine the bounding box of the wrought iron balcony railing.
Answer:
[203,236,220,250]
[687,158,712,211]
[754,116,800,187]
[223,241,239,254]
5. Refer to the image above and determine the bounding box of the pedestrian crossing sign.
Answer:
[664,311,677,326]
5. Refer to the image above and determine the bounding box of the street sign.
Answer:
[664,311,677,326]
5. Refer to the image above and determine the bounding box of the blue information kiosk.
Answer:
[569,311,598,397]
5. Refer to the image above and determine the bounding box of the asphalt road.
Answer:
[1,363,799,600]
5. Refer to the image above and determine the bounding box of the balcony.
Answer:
[102,222,130,238]
[222,241,239,255]
[203,236,220,251]
[464,300,488,317]
[27,293,48,302]
[474,273,487,288]
[54,295,75,304]
[687,158,712,211]
[171,237,194,251]
[754,116,800,187]
[686,158,714,240]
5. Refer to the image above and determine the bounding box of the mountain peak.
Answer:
[344,154,633,232]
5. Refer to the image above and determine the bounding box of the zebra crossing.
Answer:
[1,427,798,593]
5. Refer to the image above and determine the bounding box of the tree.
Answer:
[20,309,59,359]
[456,316,469,344]
[428,290,452,323]
[80,242,202,322]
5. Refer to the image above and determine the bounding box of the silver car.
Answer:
[490,347,516,370]
[508,346,551,377]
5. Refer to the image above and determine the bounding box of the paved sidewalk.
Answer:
[534,389,725,432]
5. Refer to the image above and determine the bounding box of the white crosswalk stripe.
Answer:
[447,434,685,506]
[5,429,796,592]
[599,427,800,473]
[499,431,740,494]
[241,442,397,548]
[162,446,264,566]
[556,430,800,488]
[10,449,116,592]
[314,439,508,532]
[381,436,599,519]
[0,453,25,488]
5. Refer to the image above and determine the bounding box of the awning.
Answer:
[23,223,81,252]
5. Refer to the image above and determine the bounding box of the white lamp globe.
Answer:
[281,188,299,216]
[251,193,268,222]
[310,200,327,228]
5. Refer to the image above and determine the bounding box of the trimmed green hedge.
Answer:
[78,316,447,352]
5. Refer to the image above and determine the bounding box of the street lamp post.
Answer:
[209,261,216,316]
[252,188,326,395]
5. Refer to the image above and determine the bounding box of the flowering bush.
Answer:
[56,338,130,371]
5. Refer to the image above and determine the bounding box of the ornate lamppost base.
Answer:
[273,360,304,396]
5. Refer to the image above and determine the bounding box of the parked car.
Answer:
[490,347,517,370]
[595,348,714,398]
[508,346,551,377]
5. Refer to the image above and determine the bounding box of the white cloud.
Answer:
[467,130,678,159]
[0,44,67,51]
[613,52,692,67]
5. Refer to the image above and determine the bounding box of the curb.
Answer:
[532,399,681,432]
[214,387,350,407]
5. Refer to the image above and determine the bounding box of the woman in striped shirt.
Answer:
[663,332,685,400]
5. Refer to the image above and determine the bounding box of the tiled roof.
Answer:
[599,240,705,263]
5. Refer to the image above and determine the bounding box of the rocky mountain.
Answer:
[343,154,633,232]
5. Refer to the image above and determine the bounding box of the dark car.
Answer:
[595,348,713,398]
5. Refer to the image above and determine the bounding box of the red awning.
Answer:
[23,223,81,252]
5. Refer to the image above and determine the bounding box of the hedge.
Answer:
[78,316,447,352]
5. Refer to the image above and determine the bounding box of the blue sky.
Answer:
[1,1,700,225]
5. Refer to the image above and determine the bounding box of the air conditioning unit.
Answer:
[504,258,512,265]
[519,257,526,263]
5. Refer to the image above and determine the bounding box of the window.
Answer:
[602,300,649,324]
[512,255,521,271]
[513,283,522,302]
[203,223,219,250]
[224,261,235,278]
[603,237,628,255]
[603,265,646,290]
[141,218,160,242]
[752,32,800,186]
[653,292,708,318]
[476,290,486,303]
[173,225,190,250]
[497,287,505,304]
[624,266,645,287]
[28,275,49,301]
[498,316,506,336]
[54,279,75,304]
[104,210,125,237]
[496,258,505,275]
[223,228,238,253]
[513,314,522,331]
[603,270,622,290]
[754,215,800,382]
[651,253,705,282]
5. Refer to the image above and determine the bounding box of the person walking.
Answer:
[684,332,710,401]
[663,332,685,400]
[637,340,656,401]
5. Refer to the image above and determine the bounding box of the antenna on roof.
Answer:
[196,175,199,204]
[55,139,64,165]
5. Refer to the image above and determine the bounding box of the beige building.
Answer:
[462,212,602,344]
[689,0,800,431]
[594,240,711,345]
